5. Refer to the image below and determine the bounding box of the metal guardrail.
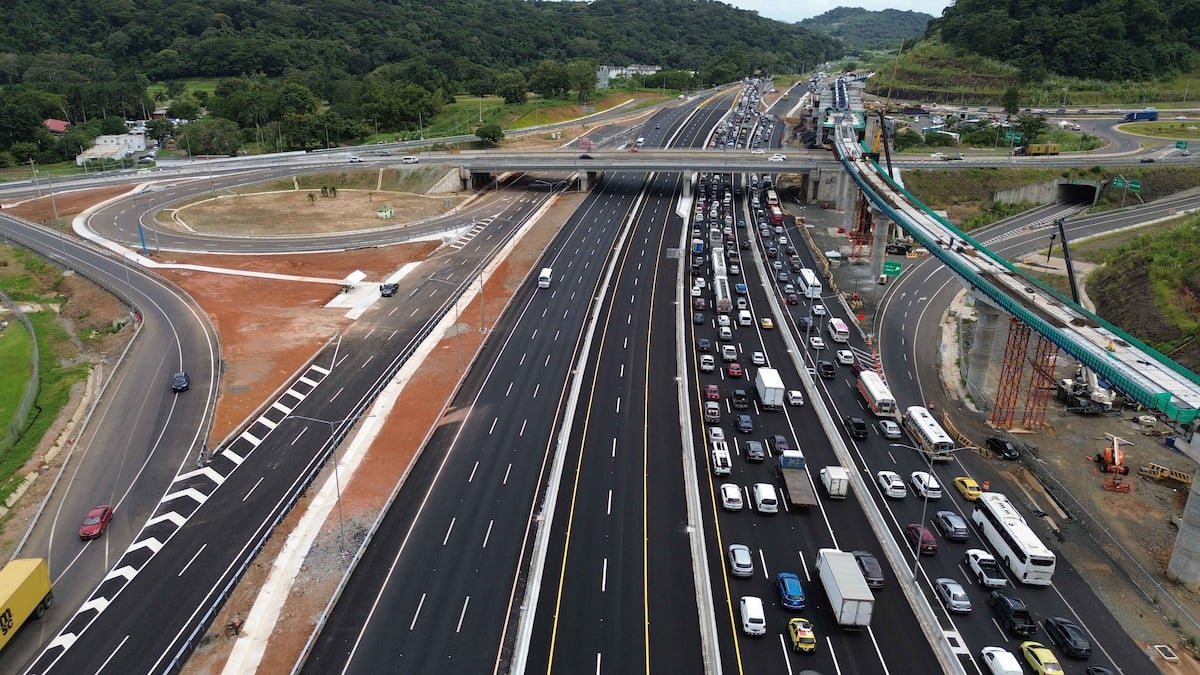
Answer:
[0,289,39,464]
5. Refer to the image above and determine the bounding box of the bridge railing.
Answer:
[836,147,1199,424]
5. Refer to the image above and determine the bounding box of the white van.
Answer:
[401,155,419,164]
[538,268,553,289]
[739,596,766,636]
[711,443,732,476]
[752,483,778,514]
[635,137,645,147]
[737,309,753,326]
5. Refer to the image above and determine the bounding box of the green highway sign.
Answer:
[1112,177,1126,188]
[1004,132,1021,142]
[1177,141,1189,150]
[1129,180,1142,191]
[882,261,903,276]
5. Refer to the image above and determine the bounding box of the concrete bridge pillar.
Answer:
[1168,479,1200,590]
[579,170,592,190]
[963,292,1005,411]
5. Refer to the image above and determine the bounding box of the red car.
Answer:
[727,362,743,378]
[705,384,721,401]
[80,505,113,540]
[786,293,799,305]
[905,523,939,555]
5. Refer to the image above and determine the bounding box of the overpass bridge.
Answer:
[831,123,1200,588]
[832,124,1200,430]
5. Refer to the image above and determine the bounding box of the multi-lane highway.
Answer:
[1,76,1189,675]
[0,214,218,669]
[20,176,558,673]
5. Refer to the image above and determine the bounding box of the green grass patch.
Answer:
[0,311,89,506]
[148,78,222,100]
[1118,120,1200,140]
[0,322,35,438]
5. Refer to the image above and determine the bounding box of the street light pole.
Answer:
[890,442,975,581]
[284,412,371,556]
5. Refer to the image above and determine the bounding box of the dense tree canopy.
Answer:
[931,0,1198,80]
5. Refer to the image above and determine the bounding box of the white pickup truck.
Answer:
[965,549,1007,588]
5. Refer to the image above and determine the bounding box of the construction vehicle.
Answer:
[0,558,53,651]
[1047,217,1118,415]
[1057,364,1116,413]
[1095,434,1131,475]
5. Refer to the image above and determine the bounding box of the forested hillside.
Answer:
[799,7,933,52]
[0,0,841,166]
[0,0,838,81]
[929,0,1198,80]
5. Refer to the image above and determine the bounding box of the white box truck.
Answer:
[819,466,849,499]
[754,368,785,410]
[816,548,874,628]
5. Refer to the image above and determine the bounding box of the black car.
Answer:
[1043,616,1092,658]
[171,371,191,393]
[844,416,869,439]
[693,312,705,325]
[990,589,1037,636]
[852,550,885,588]
[817,360,836,379]
[798,316,814,331]
[578,154,593,159]
[731,389,749,410]
[697,337,712,352]
[769,434,791,454]
[1139,157,1155,163]
[379,283,399,297]
[985,437,1021,460]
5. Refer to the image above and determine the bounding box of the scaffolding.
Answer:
[991,318,1030,428]
[1020,335,1058,429]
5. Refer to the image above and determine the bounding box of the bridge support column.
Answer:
[962,293,1005,412]
[1168,480,1200,590]
[579,170,593,190]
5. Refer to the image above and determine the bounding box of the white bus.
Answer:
[856,371,896,415]
[797,268,822,299]
[827,318,849,343]
[538,267,553,288]
[902,406,954,461]
[972,492,1056,585]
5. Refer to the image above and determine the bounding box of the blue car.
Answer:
[735,283,747,295]
[776,572,805,609]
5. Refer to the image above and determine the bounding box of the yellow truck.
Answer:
[0,558,53,651]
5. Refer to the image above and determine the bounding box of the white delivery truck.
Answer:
[816,548,874,628]
[819,466,849,499]
[754,368,785,410]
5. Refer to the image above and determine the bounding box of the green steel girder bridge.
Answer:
[833,124,1200,430]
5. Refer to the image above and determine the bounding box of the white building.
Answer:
[597,64,661,89]
[76,131,147,166]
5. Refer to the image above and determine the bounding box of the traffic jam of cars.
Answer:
[685,80,1110,672]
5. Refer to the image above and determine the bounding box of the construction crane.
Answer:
[1049,218,1117,413]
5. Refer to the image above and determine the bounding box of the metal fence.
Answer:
[1020,451,1200,642]
[0,289,40,462]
